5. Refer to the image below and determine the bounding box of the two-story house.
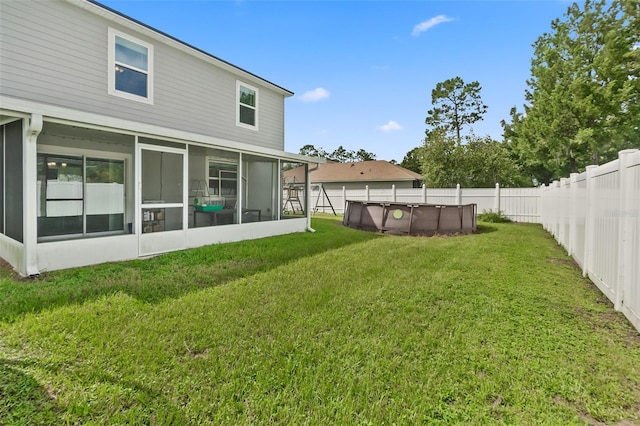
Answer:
[0,0,318,276]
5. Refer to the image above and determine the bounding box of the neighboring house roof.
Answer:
[284,160,422,184]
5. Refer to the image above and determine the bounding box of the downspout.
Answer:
[24,114,43,276]
[305,162,321,232]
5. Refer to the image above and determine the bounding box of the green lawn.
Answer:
[1,218,639,425]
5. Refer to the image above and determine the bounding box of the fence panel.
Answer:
[572,173,587,267]
[396,187,425,203]
[559,178,572,250]
[620,152,640,331]
[369,188,394,202]
[425,188,458,205]
[540,149,640,333]
[502,188,541,223]
[460,188,495,214]
[588,161,621,301]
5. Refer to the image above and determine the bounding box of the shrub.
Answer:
[478,210,512,223]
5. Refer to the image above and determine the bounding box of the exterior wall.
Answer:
[34,218,307,273]
[186,218,307,249]
[0,234,24,273]
[36,234,138,273]
[0,0,286,151]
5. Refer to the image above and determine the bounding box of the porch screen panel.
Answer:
[244,155,278,222]
[37,155,83,237]
[141,150,183,232]
[86,158,125,233]
[5,120,23,242]
[141,150,183,204]
[281,162,307,218]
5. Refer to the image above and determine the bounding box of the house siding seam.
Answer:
[0,0,285,151]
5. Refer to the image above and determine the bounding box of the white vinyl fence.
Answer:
[541,149,640,333]
[308,184,541,223]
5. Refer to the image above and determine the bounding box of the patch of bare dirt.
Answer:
[0,257,39,282]
[548,257,581,269]
[554,392,640,425]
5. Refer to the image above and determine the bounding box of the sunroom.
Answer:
[0,112,314,276]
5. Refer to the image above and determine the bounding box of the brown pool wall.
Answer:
[342,200,477,236]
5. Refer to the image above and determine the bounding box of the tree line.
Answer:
[411,0,638,188]
[302,1,638,188]
[299,144,377,163]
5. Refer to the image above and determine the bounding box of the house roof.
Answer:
[284,160,422,184]
[85,0,293,97]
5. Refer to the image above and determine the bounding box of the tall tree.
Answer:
[421,76,508,187]
[425,76,488,144]
[299,145,376,163]
[354,149,376,162]
[464,136,528,187]
[400,147,423,174]
[421,129,465,188]
[299,144,328,158]
[504,0,639,182]
[421,131,526,188]
[328,146,354,163]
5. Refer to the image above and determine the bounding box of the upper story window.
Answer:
[237,81,258,130]
[108,28,154,104]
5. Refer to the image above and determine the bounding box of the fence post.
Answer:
[615,149,639,311]
[365,185,370,202]
[582,165,598,278]
[494,183,500,213]
[559,177,569,249]
[422,184,427,204]
[541,184,548,231]
[342,186,346,214]
[569,173,579,257]
[456,184,461,205]
[539,184,546,230]
[391,184,396,202]
[551,180,560,239]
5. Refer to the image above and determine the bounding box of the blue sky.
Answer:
[100,0,572,162]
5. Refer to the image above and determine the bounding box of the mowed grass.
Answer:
[1,218,639,425]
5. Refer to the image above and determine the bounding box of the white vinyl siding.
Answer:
[0,1,286,150]
[108,27,153,104]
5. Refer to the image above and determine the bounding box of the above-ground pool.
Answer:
[343,200,477,236]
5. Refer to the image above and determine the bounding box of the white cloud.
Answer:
[378,120,403,133]
[412,15,454,37]
[299,87,330,102]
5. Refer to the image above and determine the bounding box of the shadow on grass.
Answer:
[0,358,189,424]
[0,218,382,323]
[475,223,499,234]
[0,359,62,424]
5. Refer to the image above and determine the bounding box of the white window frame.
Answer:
[236,81,259,130]
[108,27,154,104]
[205,156,238,199]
